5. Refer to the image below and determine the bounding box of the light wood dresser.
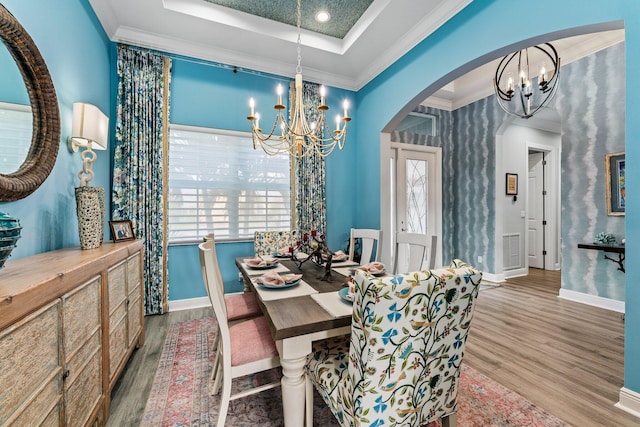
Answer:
[0,240,144,426]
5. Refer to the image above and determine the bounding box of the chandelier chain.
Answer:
[246,0,351,158]
[296,0,302,74]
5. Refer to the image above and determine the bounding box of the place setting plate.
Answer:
[338,287,353,303]
[244,257,280,270]
[256,273,302,289]
[247,262,279,270]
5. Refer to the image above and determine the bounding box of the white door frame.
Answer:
[526,141,561,270]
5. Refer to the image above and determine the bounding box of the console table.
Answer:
[577,243,625,272]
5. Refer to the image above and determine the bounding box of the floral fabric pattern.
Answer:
[254,230,299,256]
[306,260,482,426]
[112,44,172,315]
[291,81,326,236]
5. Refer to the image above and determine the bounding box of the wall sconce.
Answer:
[68,102,109,250]
[68,102,108,187]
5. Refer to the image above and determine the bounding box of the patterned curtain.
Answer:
[112,44,172,315]
[291,81,326,236]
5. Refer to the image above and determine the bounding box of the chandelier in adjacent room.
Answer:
[246,0,351,158]
[493,43,560,119]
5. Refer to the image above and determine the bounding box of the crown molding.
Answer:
[420,97,453,111]
[353,0,473,90]
[112,25,358,90]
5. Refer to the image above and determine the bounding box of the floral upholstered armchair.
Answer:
[306,259,482,427]
[254,230,298,257]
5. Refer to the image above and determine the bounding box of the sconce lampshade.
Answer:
[68,102,108,152]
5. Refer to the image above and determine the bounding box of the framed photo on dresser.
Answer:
[110,220,135,242]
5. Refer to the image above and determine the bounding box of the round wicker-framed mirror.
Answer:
[0,5,60,201]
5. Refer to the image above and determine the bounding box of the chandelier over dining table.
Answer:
[246,0,351,158]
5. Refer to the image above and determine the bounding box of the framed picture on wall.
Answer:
[605,152,625,216]
[506,173,518,195]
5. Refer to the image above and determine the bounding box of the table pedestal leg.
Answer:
[277,337,312,427]
[281,356,307,426]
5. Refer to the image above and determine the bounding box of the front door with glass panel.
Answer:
[393,145,442,267]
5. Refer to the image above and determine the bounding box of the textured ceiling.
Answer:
[203,0,374,39]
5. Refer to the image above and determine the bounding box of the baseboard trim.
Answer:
[558,289,625,313]
[168,296,210,312]
[616,387,640,419]
[481,271,505,283]
[504,267,527,279]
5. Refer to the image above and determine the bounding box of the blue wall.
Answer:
[0,45,29,104]
[167,57,358,299]
[0,0,111,258]
[353,0,640,396]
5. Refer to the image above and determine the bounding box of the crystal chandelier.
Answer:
[246,0,351,158]
[493,43,560,119]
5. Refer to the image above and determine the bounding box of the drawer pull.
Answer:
[62,369,70,381]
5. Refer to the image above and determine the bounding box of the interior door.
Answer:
[528,151,545,268]
[394,146,442,267]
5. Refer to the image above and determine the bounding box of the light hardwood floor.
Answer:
[107,269,639,426]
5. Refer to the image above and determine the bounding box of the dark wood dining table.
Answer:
[235,256,353,426]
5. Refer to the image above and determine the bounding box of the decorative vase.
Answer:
[75,186,105,249]
[0,212,22,269]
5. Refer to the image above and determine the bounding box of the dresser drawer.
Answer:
[7,373,61,427]
[0,300,62,425]
[107,261,127,314]
[62,277,101,358]
[109,314,128,379]
[127,252,141,290]
[64,346,102,427]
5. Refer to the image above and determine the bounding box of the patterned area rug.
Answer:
[141,317,568,427]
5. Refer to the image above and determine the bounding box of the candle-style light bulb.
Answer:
[255,113,260,129]
[539,66,547,84]
[335,115,341,132]
[276,84,283,105]
[249,97,255,116]
[519,69,527,87]
[319,85,326,105]
[343,100,349,118]
[506,76,514,92]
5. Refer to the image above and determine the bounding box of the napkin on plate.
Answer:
[358,262,385,274]
[276,247,291,256]
[244,257,277,267]
[258,272,303,287]
[322,249,348,261]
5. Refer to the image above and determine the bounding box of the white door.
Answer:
[393,146,442,267]
[528,151,545,268]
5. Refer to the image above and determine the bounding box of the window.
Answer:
[168,125,291,243]
[395,111,437,136]
[0,101,32,174]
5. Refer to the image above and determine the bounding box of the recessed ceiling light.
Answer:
[315,10,331,23]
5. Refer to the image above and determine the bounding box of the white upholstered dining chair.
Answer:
[392,232,437,274]
[348,228,382,263]
[305,259,482,427]
[198,241,281,427]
